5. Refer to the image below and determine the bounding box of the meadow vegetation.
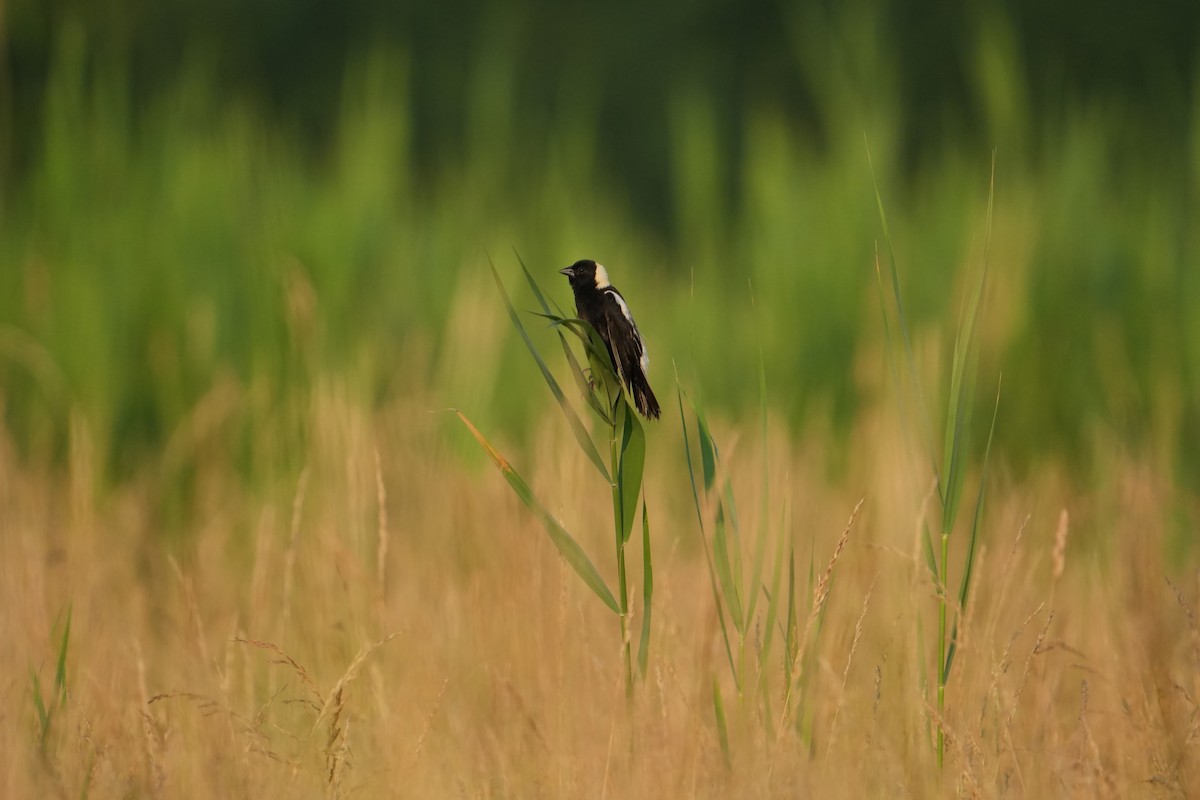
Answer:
[6,375,1199,797]
[4,8,1200,798]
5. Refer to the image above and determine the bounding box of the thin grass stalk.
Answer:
[938,530,948,768]
[636,502,653,677]
[610,411,633,696]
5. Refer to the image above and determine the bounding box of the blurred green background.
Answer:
[1,0,1198,484]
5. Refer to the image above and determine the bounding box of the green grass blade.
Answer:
[784,548,797,691]
[541,312,622,390]
[514,249,558,318]
[941,159,994,534]
[712,678,731,764]
[697,416,718,493]
[455,410,619,614]
[30,669,49,734]
[54,603,72,704]
[723,479,744,615]
[757,496,789,703]
[677,384,706,532]
[713,506,745,635]
[685,390,744,633]
[637,501,654,677]
[921,519,939,581]
[945,375,1001,678]
[941,320,980,534]
[617,403,646,544]
[539,315,614,420]
[676,383,738,681]
[563,337,613,419]
[487,256,611,482]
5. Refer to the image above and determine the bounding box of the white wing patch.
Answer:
[609,289,633,323]
[606,288,650,371]
[593,263,611,289]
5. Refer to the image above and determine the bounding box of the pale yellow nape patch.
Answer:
[593,263,611,289]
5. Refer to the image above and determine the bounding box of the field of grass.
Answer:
[5,378,1199,797]
[3,10,1200,798]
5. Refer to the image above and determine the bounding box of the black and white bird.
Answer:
[560,259,661,420]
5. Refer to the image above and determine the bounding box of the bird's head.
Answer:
[559,259,611,290]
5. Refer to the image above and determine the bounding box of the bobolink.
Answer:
[560,259,661,420]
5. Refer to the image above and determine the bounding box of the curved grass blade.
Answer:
[455,410,619,614]
[637,501,653,677]
[542,316,613,420]
[556,316,624,423]
[515,248,560,318]
[487,256,610,482]
[519,249,615,423]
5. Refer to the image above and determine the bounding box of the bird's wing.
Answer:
[602,288,648,382]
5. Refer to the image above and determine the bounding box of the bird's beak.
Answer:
[558,266,573,277]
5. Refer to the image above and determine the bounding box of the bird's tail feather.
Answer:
[629,372,661,420]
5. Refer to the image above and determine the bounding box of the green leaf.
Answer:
[562,331,614,420]
[515,249,558,318]
[698,415,718,493]
[713,505,744,636]
[637,502,653,677]
[712,678,731,764]
[617,403,646,544]
[487,256,611,482]
[455,410,619,614]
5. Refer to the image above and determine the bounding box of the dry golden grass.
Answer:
[2,386,1198,798]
